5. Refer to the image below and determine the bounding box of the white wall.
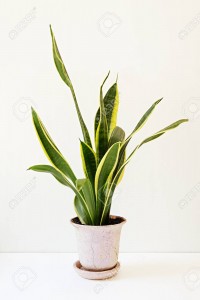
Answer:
[0,0,199,252]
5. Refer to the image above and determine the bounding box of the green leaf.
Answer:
[31,108,77,185]
[116,98,163,177]
[95,82,119,138]
[109,126,125,147]
[50,25,71,87]
[74,196,92,224]
[80,141,96,186]
[76,178,96,223]
[74,178,96,224]
[120,98,162,155]
[95,122,108,165]
[131,98,163,134]
[76,178,86,191]
[50,25,92,147]
[28,164,72,186]
[100,118,189,224]
[134,119,189,150]
[28,164,93,224]
[114,149,126,185]
[108,126,126,185]
[95,142,121,223]
[125,119,189,176]
[95,72,110,163]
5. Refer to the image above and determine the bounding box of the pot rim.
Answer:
[70,215,127,228]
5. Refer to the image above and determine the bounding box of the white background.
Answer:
[0,0,199,253]
[1,253,200,299]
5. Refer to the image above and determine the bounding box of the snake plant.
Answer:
[28,26,188,225]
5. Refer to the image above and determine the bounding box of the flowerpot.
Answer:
[71,215,126,278]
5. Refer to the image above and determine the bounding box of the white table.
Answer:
[0,253,200,300]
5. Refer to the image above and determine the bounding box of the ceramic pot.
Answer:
[71,215,126,271]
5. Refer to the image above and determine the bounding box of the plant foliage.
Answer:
[28,26,188,225]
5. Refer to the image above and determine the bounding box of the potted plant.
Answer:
[28,26,188,280]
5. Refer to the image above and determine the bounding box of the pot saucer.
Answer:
[73,261,120,280]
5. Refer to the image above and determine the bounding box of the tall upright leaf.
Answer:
[95,72,110,163]
[80,141,96,186]
[95,82,119,138]
[50,25,92,147]
[108,126,126,185]
[31,108,77,184]
[76,178,96,223]
[74,196,92,224]
[95,142,121,223]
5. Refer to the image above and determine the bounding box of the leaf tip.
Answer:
[116,73,118,83]
[49,25,54,39]
[183,118,189,123]
[101,71,110,88]
[157,97,163,104]
[31,107,37,117]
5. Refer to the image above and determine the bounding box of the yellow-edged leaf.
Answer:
[28,164,93,224]
[95,142,121,223]
[50,25,92,147]
[95,82,119,138]
[95,72,110,163]
[31,107,77,184]
[100,118,188,224]
[80,141,96,186]
[76,178,96,223]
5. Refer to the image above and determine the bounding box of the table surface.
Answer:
[0,253,200,300]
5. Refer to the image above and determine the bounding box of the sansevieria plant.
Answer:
[28,26,188,226]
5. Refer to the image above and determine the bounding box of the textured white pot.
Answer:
[71,215,126,271]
